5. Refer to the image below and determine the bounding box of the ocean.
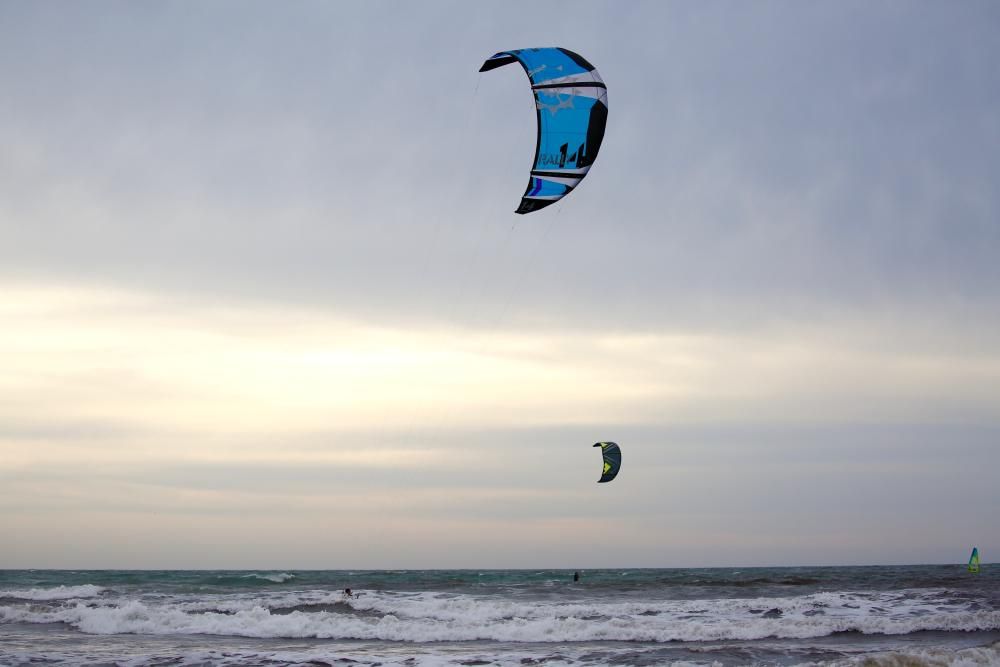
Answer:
[1,566,998,666]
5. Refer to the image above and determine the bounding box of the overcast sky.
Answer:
[1,0,998,569]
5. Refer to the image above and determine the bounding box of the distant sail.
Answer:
[969,547,980,573]
[593,442,621,483]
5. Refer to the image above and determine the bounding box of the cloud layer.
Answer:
[1,1,998,567]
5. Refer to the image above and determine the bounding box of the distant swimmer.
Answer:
[573,571,580,582]
[344,588,354,598]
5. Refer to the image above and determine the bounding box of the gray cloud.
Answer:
[3,421,997,566]
[2,2,998,332]
[2,1,999,567]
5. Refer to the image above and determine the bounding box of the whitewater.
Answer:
[1,566,998,666]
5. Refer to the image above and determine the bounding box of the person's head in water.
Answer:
[344,588,352,597]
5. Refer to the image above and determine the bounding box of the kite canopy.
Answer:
[593,442,621,483]
[480,47,608,214]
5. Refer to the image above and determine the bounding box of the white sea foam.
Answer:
[1,588,998,642]
[1,584,105,601]
[820,640,1000,666]
[171,589,352,614]
[240,572,296,584]
[0,646,607,667]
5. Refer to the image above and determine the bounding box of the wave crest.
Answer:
[1,584,105,601]
[1,589,998,642]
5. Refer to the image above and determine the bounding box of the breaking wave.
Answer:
[239,573,296,584]
[1,584,105,601]
[2,589,998,642]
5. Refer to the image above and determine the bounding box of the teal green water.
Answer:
[2,564,996,596]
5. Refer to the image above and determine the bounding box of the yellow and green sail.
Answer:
[968,547,980,573]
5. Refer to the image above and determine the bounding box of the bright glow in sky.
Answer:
[2,1,998,568]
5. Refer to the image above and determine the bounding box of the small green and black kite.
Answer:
[593,442,621,483]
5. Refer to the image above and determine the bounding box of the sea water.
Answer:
[1,566,998,666]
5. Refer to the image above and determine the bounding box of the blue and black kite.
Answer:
[480,48,608,214]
